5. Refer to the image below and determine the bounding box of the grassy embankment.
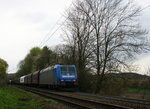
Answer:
[126,88,150,94]
[122,88,150,99]
[0,86,69,109]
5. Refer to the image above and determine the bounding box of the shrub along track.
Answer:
[15,85,132,109]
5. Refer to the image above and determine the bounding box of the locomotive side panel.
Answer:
[39,67,55,86]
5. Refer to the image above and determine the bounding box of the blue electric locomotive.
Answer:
[39,64,78,88]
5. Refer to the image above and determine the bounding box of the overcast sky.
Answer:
[0,0,150,74]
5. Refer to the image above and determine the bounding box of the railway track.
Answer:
[75,92,150,103]
[16,86,132,109]
[71,92,150,109]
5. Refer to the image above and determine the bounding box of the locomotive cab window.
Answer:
[60,67,75,73]
[68,67,75,72]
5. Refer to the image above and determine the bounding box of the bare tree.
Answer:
[53,44,77,65]
[65,0,149,93]
[63,1,95,90]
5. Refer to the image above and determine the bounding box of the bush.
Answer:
[100,78,124,95]
[0,74,7,88]
[0,58,8,87]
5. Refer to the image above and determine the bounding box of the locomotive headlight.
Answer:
[60,79,64,82]
[73,80,76,82]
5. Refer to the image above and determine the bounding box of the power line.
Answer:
[40,19,67,48]
[39,16,63,47]
[141,5,150,11]
[39,2,74,48]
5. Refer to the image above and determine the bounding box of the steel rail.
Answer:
[16,86,132,109]
[73,92,150,105]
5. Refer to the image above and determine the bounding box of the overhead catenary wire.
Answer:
[39,18,68,48]
[39,16,63,47]
[39,1,74,48]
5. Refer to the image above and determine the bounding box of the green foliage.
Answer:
[16,46,58,77]
[0,58,8,87]
[35,46,57,70]
[29,47,42,57]
[16,47,42,77]
[126,88,150,94]
[0,58,8,75]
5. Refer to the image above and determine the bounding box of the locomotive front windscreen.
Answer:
[60,67,75,73]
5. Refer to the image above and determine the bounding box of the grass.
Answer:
[0,86,42,109]
[0,85,69,109]
[126,88,150,94]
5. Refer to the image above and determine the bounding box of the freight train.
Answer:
[11,65,78,88]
